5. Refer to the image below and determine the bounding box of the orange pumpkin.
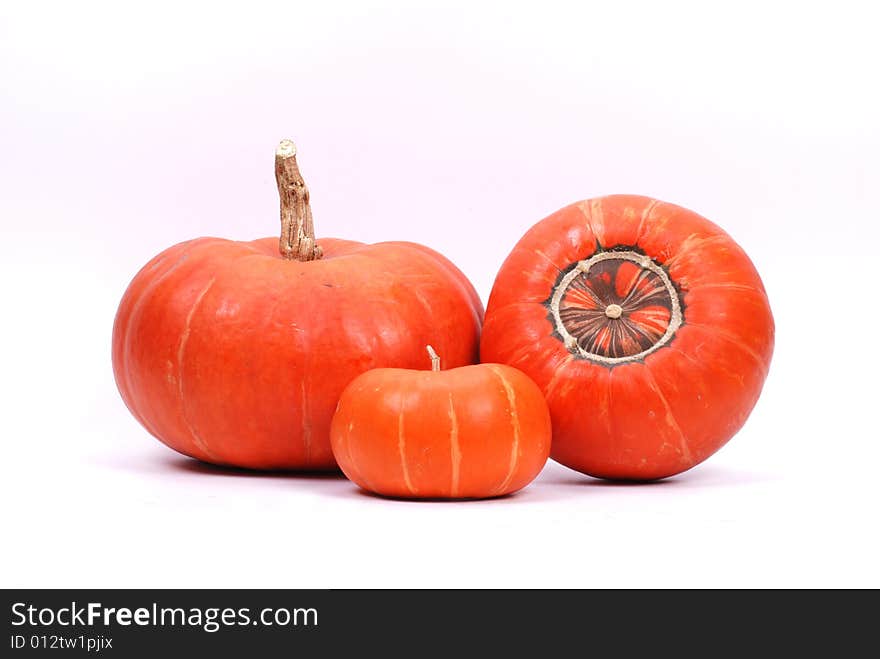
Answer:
[330,347,551,498]
[481,195,774,480]
[112,141,483,470]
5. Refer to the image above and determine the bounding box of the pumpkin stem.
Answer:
[426,345,441,372]
[275,139,323,261]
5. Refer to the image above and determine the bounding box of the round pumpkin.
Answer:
[330,347,551,498]
[480,195,774,480]
[112,141,483,470]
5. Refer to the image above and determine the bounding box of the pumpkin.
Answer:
[480,195,774,480]
[330,347,551,498]
[112,140,483,470]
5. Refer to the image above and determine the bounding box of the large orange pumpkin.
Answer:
[112,141,483,470]
[331,347,551,498]
[480,195,774,480]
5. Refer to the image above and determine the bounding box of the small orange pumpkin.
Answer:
[330,347,551,499]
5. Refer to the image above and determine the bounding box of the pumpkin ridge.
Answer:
[397,386,416,496]
[123,242,205,440]
[113,244,186,434]
[642,363,694,467]
[634,198,661,247]
[343,418,374,492]
[177,276,218,461]
[662,234,730,269]
[487,366,521,495]
[447,392,461,498]
[685,323,770,376]
[529,247,565,274]
[381,242,485,326]
[544,354,575,400]
[685,281,764,295]
[300,378,312,466]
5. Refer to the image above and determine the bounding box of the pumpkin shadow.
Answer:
[346,488,519,504]
[164,456,345,480]
[324,481,578,503]
[544,463,774,488]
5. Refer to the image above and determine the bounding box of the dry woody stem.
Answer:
[426,345,441,372]
[275,139,323,261]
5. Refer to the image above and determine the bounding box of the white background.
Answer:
[1,0,877,588]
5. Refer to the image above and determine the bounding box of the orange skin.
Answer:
[112,237,483,470]
[330,363,552,499]
[480,195,774,480]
